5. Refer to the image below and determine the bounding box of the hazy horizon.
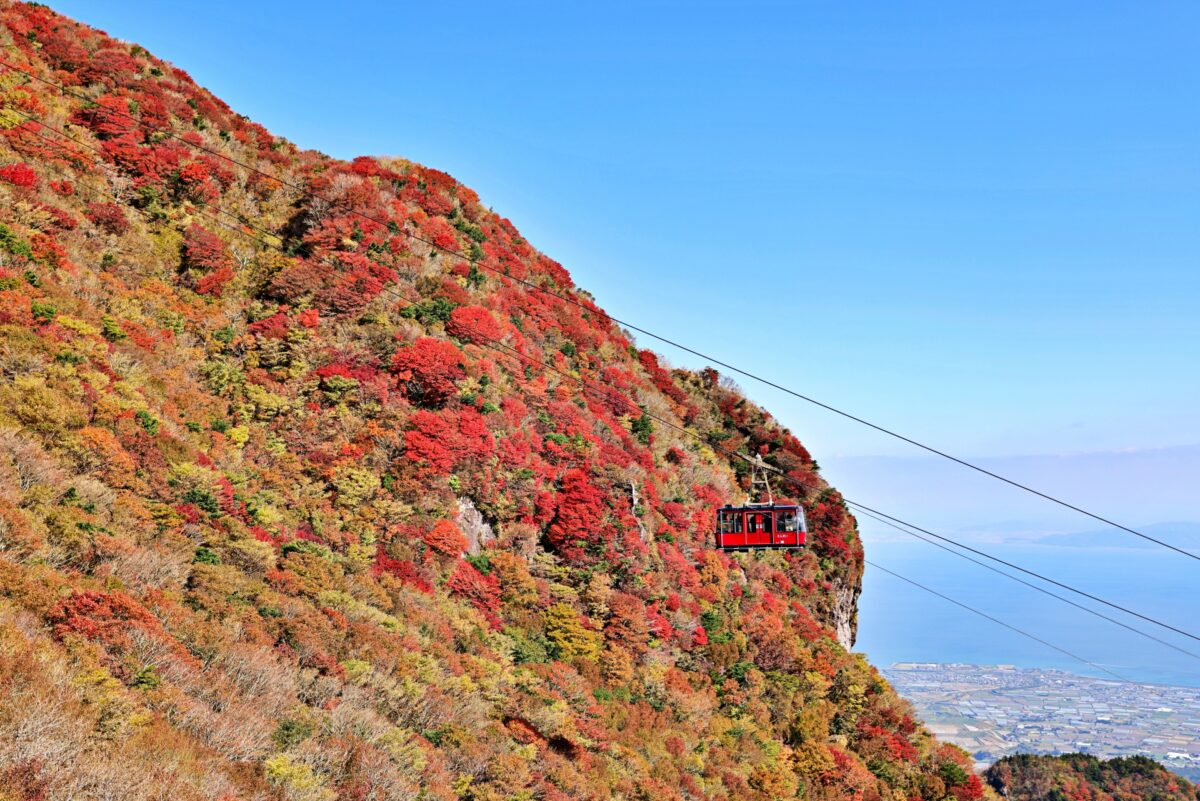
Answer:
[825,442,1200,542]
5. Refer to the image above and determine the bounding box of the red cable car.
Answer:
[714,455,807,551]
[715,503,806,550]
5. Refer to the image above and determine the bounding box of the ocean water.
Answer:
[856,540,1200,687]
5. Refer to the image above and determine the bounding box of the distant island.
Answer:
[1031,521,1200,550]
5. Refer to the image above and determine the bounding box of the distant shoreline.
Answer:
[884,662,1200,777]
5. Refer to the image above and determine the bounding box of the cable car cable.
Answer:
[13,107,1193,669]
[841,499,1200,644]
[2,58,1190,564]
[369,267,1200,647]
[853,507,1200,662]
[46,167,1156,682]
[865,561,1130,682]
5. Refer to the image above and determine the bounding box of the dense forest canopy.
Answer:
[0,3,1174,800]
[986,754,1199,801]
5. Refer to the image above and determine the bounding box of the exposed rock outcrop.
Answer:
[832,572,862,649]
[456,496,495,555]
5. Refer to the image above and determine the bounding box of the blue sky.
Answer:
[52,1,1198,533]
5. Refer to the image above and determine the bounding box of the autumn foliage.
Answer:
[0,161,37,187]
[422,518,468,555]
[446,304,504,345]
[545,468,611,562]
[986,754,1197,801]
[391,336,465,405]
[0,5,976,800]
[84,201,129,235]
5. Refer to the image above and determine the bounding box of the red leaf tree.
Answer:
[85,201,129,235]
[545,468,610,562]
[392,337,465,406]
[423,519,468,556]
[0,162,37,188]
[446,560,501,628]
[181,223,234,272]
[180,223,235,296]
[404,408,494,474]
[446,305,503,345]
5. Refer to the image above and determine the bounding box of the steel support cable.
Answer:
[4,107,292,247]
[10,101,1189,673]
[852,506,1200,662]
[866,561,1130,682]
[841,499,1200,644]
[1,57,1190,561]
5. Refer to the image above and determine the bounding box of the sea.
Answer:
[856,540,1200,688]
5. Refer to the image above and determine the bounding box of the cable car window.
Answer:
[777,510,799,532]
[719,511,742,534]
[748,513,772,533]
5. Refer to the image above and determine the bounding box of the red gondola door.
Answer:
[746,511,772,547]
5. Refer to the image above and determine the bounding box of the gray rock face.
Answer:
[456,497,495,555]
[831,573,861,650]
[628,481,648,542]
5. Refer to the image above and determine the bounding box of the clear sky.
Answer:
[51,1,1199,532]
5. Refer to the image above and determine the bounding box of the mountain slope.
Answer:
[986,754,1200,801]
[0,3,984,799]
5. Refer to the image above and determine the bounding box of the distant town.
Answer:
[884,663,1200,780]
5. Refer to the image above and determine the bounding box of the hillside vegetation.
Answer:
[0,3,989,799]
[986,754,1199,801]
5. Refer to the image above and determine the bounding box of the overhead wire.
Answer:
[1,56,1192,562]
[851,506,1200,662]
[865,561,1129,682]
[2,77,1176,679]
[840,499,1200,644]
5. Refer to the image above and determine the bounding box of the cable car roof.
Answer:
[720,503,802,511]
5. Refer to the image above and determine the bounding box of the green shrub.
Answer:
[940,761,970,786]
[30,301,55,322]
[452,217,486,243]
[727,661,754,684]
[135,410,159,435]
[101,316,126,342]
[55,351,84,365]
[465,553,491,574]
[0,223,32,259]
[132,665,161,690]
[632,411,653,445]
[399,297,455,325]
[182,487,219,515]
[193,546,220,565]
[272,717,315,749]
[505,626,550,665]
